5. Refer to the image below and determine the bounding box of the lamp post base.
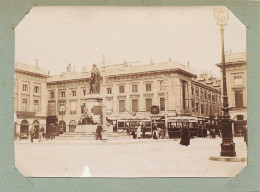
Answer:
[220,141,236,157]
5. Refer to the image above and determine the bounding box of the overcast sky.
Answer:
[15,6,246,77]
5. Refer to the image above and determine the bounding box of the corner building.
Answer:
[14,62,48,138]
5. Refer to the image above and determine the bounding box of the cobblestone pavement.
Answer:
[14,137,247,177]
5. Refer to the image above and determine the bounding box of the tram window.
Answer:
[118,122,125,128]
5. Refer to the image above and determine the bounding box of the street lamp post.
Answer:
[214,7,236,157]
[60,105,65,133]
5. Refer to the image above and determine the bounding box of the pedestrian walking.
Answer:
[96,123,103,140]
[137,124,142,139]
[39,127,44,142]
[142,124,146,139]
[29,127,36,143]
[180,126,190,146]
[153,124,158,140]
[243,125,248,148]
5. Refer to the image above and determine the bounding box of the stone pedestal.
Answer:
[75,125,97,132]
[82,94,103,124]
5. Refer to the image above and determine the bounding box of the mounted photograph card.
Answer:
[14,6,247,177]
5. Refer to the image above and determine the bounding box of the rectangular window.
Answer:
[119,86,124,93]
[59,102,66,115]
[22,84,28,92]
[196,89,199,98]
[119,100,125,112]
[191,87,194,96]
[208,93,211,101]
[132,85,138,93]
[70,101,77,114]
[48,102,55,116]
[159,81,164,91]
[61,91,66,98]
[160,98,165,111]
[34,86,40,93]
[107,87,112,94]
[146,98,152,112]
[132,99,138,112]
[196,102,199,112]
[234,76,242,85]
[235,91,243,108]
[106,99,113,113]
[83,89,86,96]
[204,91,207,100]
[146,83,152,92]
[22,98,28,111]
[72,90,76,97]
[201,103,204,114]
[34,100,40,112]
[50,91,55,99]
[192,99,195,112]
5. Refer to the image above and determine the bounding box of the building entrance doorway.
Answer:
[20,120,29,139]
[32,120,40,139]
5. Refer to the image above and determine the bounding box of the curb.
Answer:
[209,156,247,162]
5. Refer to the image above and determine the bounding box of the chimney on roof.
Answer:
[82,66,87,72]
[35,59,39,68]
[67,63,71,72]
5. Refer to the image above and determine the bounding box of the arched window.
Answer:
[20,120,29,139]
[69,120,77,132]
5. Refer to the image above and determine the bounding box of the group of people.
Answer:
[131,123,146,139]
[29,126,45,143]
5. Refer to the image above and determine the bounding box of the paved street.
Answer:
[14,137,247,177]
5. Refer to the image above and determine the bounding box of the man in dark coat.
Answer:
[29,127,36,143]
[180,126,190,146]
[96,123,103,140]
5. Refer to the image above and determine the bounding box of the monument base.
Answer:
[75,125,97,132]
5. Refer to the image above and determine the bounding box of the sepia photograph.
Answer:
[14,6,247,177]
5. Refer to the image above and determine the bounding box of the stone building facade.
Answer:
[46,60,222,133]
[216,52,247,132]
[14,62,48,138]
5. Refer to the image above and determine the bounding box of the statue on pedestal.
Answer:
[89,64,100,94]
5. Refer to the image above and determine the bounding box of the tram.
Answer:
[167,116,199,138]
[116,118,153,138]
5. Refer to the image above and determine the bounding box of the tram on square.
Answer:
[167,116,199,138]
[115,118,153,138]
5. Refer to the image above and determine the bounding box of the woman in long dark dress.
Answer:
[180,126,190,146]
